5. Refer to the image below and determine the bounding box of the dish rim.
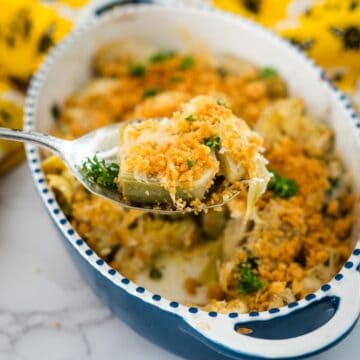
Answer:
[24,3,360,323]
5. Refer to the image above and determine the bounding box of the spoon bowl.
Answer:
[0,122,239,214]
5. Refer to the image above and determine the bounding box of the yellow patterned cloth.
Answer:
[0,81,24,175]
[0,0,74,174]
[0,0,72,82]
[213,0,292,26]
[213,0,360,92]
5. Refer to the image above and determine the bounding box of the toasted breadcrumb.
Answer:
[43,41,355,313]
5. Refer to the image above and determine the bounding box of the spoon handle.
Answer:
[0,127,67,155]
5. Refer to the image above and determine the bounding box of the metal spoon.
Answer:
[0,122,239,214]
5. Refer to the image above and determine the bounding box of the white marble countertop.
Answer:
[0,164,359,360]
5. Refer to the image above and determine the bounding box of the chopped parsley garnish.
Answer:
[260,67,278,79]
[237,261,265,294]
[143,88,160,98]
[170,74,183,83]
[179,56,194,70]
[268,171,298,198]
[216,97,227,107]
[185,114,196,122]
[187,159,195,168]
[50,103,61,120]
[149,50,176,63]
[203,136,221,151]
[128,64,146,77]
[149,266,162,280]
[80,156,119,190]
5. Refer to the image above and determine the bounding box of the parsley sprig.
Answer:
[268,171,298,198]
[260,67,278,79]
[187,159,195,168]
[203,136,221,151]
[237,261,265,294]
[80,156,119,190]
[185,114,196,122]
[143,88,160,98]
[216,97,227,107]
[180,55,194,70]
[149,50,176,63]
[128,64,146,77]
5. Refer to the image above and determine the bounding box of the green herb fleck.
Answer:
[185,114,196,122]
[216,97,227,107]
[237,261,265,294]
[203,136,221,151]
[170,74,183,83]
[180,56,194,70]
[260,67,278,79]
[149,267,162,280]
[128,64,146,77]
[149,50,176,63]
[187,159,196,168]
[143,88,160,98]
[268,171,298,198]
[80,156,119,190]
[50,103,61,120]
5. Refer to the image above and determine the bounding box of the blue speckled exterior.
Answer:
[55,224,241,360]
[53,221,358,360]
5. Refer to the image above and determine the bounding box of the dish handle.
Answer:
[181,269,359,359]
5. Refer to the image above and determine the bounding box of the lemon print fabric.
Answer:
[0,81,25,176]
[56,0,89,7]
[212,0,292,27]
[279,0,360,92]
[0,0,73,175]
[212,0,360,93]
[0,0,72,83]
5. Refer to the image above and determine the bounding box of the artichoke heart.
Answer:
[116,95,270,208]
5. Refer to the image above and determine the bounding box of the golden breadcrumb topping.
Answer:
[119,95,267,200]
[44,41,355,313]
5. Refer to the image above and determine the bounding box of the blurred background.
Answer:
[1,0,359,175]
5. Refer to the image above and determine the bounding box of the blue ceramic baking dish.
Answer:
[24,3,360,359]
